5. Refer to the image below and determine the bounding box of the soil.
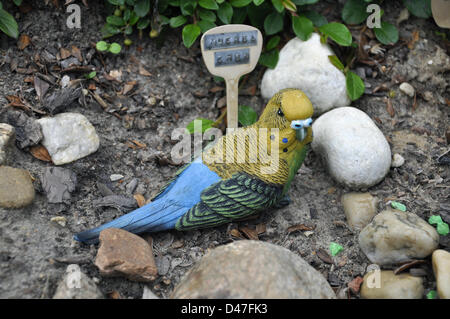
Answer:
[0,1,448,299]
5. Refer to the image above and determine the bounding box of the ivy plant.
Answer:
[0,0,22,38]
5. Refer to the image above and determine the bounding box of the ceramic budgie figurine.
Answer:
[75,88,314,244]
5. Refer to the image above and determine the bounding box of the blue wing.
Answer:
[74,158,221,244]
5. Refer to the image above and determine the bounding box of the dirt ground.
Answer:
[0,1,448,299]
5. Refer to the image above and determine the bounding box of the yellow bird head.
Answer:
[257,88,314,143]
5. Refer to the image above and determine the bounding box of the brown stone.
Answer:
[0,166,35,208]
[95,228,157,282]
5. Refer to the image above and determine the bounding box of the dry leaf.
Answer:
[134,194,146,207]
[71,45,83,62]
[122,81,136,95]
[88,83,96,91]
[316,248,334,264]
[30,145,52,162]
[107,291,122,299]
[139,65,152,76]
[287,224,314,234]
[408,30,419,50]
[239,226,258,240]
[229,228,244,239]
[209,86,224,93]
[385,98,395,117]
[17,34,31,50]
[255,223,266,235]
[131,139,146,148]
[347,276,364,294]
[60,48,71,60]
[34,76,50,100]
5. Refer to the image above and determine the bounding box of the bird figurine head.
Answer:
[258,88,314,144]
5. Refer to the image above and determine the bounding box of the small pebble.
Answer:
[399,82,415,97]
[391,153,405,168]
[0,123,15,165]
[53,264,103,299]
[110,174,124,182]
[341,192,378,230]
[50,216,67,227]
[0,166,35,208]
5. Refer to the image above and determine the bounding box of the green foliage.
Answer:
[96,40,122,54]
[98,0,439,102]
[186,118,215,134]
[0,0,21,38]
[238,105,258,126]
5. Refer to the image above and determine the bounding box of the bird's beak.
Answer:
[291,118,313,141]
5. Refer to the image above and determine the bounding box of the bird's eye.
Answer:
[277,108,284,116]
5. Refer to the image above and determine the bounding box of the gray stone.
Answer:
[37,112,100,165]
[0,166,35,208]
[312,107,391,189]
[7,111,42,149]
[110,174,124,182]
[360,270,423,299]
[41,167,77,203]
[171,240,336,299]
[261,33,350,115]
[432,249,450,299]
[53,264,103,299]
[341,192,378,230]
[0,123,15,165]
[359,209,439,265]
[142,286,159,299]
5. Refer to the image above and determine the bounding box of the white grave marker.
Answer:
[201,25,262,129]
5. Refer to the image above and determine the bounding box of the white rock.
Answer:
[261,33,350,115]
[142,286,159,299]
[432,250,450,299]
[391,153,405,168]
[53,264,103,299]
[311,107,391,189]
[399,82,415,97]
[37,113,100,165]
[359,209,439,265]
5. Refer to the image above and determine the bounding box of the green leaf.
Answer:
[230,0,252,7]
[329,242,343,256]
[0,8,19,38]
[199,0,219,10]
[197,20,216,32]
[319,22,352,46]
[232,7,247,23]
[254,0,265,5]
[302,10,328,27]
[346,71,365,101]
[106,15,126,26]
[403,0,431,18]
[169,15,187,28]
[109,42,122,54]
[426,290,437,299]
[137,18,150,29]
[134,0,151,17]
[374,21,399,45]
[266,35,280,50]
[342,0,369,24]
[96,41,110,51]
[182,24,201,48]
[129,11,140,25]
[108,0,121,4]
[259,49,279,69]
[238,105,258,126]
[85,71,97,79]
[328,55,345,71]
[292,0,318,4]
[186,118,215,134]
[217,2,233,24]
[264,12,284,35]
[198,8,217,22]
[13,0,23,6]
[292,15,313,41]
[271,0,284,13]
[180,0,197,15]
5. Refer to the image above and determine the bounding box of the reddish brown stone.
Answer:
[95,228,157,282]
